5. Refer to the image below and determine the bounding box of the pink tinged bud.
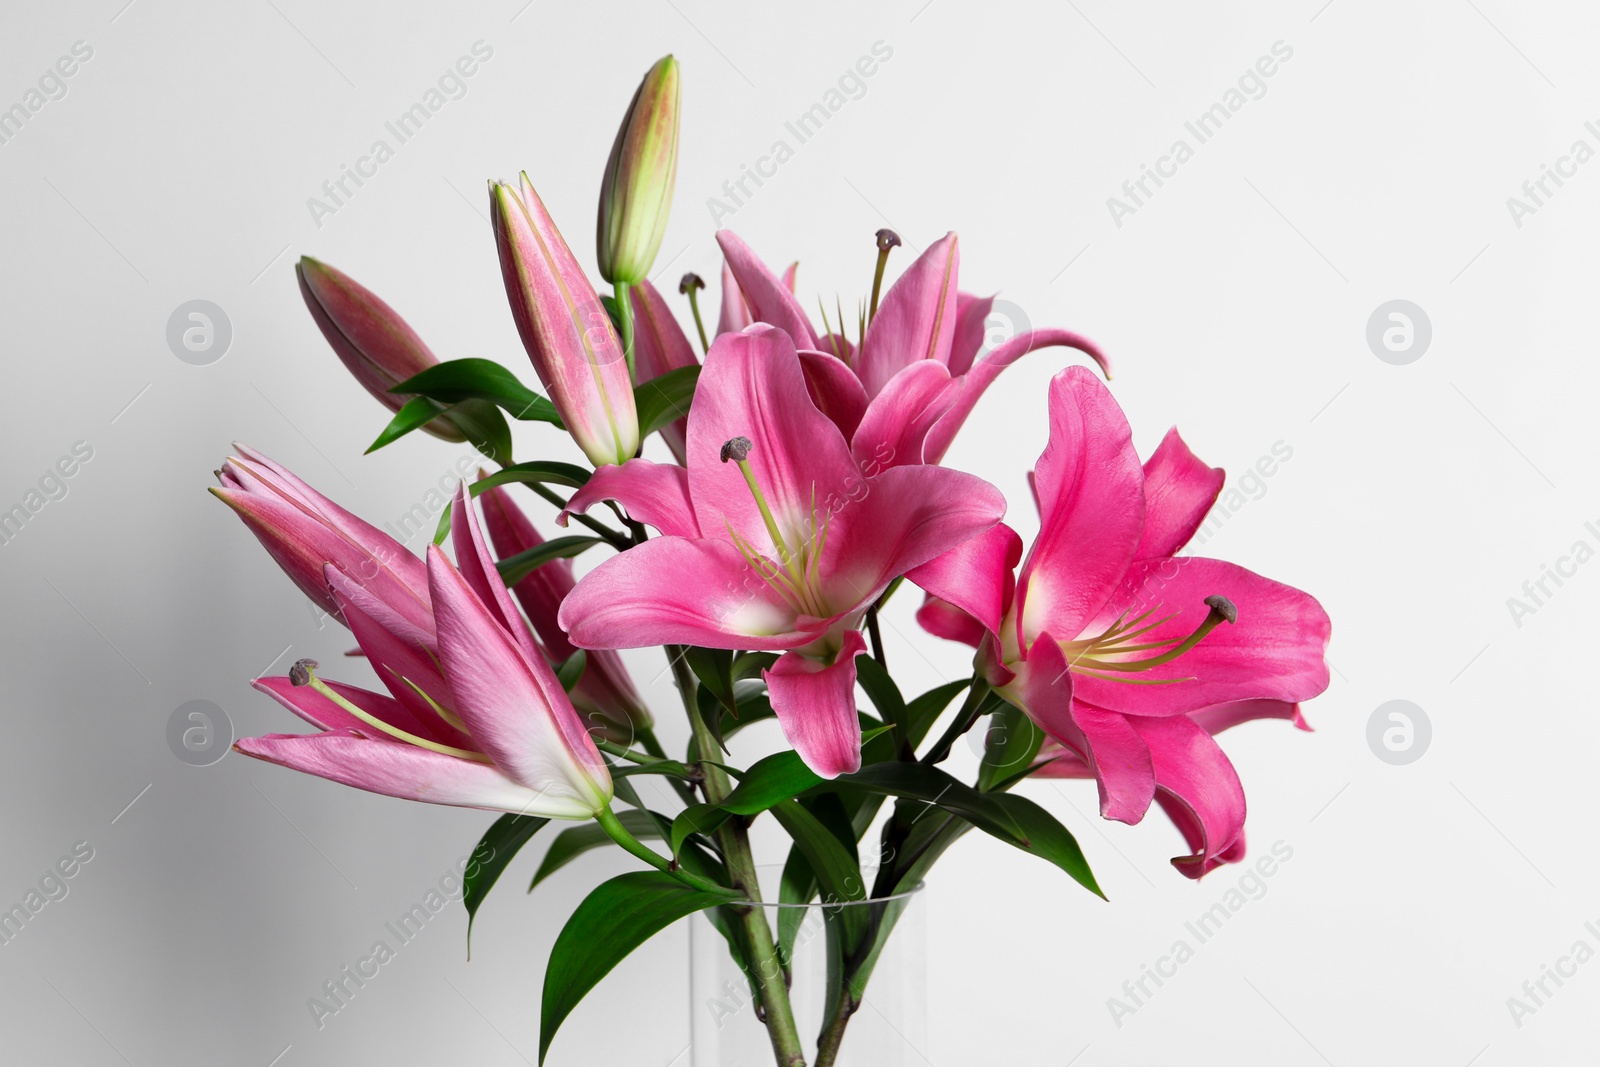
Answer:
[294,257,466,443]
[491,174,640,467]
[596,55,681,285]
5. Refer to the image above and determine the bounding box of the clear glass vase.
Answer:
[688,870,927,1066]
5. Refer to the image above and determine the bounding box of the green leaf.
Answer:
[391,358,563,424]
[904,679,972,752]
[555,650,586,693]
[540,871,737,1064]
[984,791,1104,898]
[366,395,450,452]
[685,646,737,721]
[770,801,867,950]
[633,364,701,439]
[614,757,696,779]
[472,460,591,492]
[854,656,907,750]
[495,535,604,586]
[463,813,550,952]
[819,762,1026,844]
[528,809,667,891]
[976,703,1046,792]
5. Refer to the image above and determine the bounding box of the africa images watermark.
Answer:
[1504,119,1600,229]
[0,40,94,148]
[305,41,495,229]
[1504,519,1600,629]
[1106,839,1294,1028]
[1505,919,1600,1029]
[1105,40,1295,229]
[705,40,895,227]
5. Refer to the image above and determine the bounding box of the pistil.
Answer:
[289,658,490,763]
[720,437,828,618]
[1066,596,1237,680]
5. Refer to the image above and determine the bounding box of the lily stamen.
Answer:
[1066,596,1237,676]
[290,658,491,763]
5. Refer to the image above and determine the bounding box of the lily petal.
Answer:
[1072,556,1333,717]
[252,676,469,750]
[235,732,596,817]
[558,536,812,651]
[798,349,870,443]
[1136,428,1224,560]
[686,325,857,559]
[905,522,1023,639]
[717,260,752,334]
[1015,367,1145,650]
[850,360,960,470]
[428,545,612,813]
[947,292,995,378]
[630,279,699,463]
[560,458,701,538]
[762,631,869,778]
[923,329,1112,464]
[449,484,541,665]
[1126,714,1247,877]
[856,233,960,399]
[715,231,817,347]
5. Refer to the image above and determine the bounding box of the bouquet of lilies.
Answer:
[213,56,1331,1065]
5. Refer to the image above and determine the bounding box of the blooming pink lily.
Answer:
[477,479,652,743]
[236,483,613,817]
[555,324,1006,777]
[716,229,1109,469]
[492,172,640,467]
[211,444,430,635]
[913,367,1330,875]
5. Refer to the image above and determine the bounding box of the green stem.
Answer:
[522,481,630,549]
[594,738,659,765]
[865,606,886,669]
[920,677,990,766]
[670,646,808,1066]
[614,280,637,382]
[595,804,727,894]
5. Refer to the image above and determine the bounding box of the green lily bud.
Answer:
[596,55,681,285]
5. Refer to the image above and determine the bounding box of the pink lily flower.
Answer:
[236,483,613,818]
[912,367,1330,876]
[555,324,1006,777]
[210,444,430,636]
[715,229,1109,468]
[491,172,640,467]
[476,479,653,743]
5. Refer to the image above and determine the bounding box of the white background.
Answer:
[1,1,1595,1063]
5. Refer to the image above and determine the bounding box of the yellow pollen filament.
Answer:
[1062,596,1236,678]
[303,670,491,763]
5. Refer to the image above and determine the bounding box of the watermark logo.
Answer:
[167,300,233,366]
[167,700,232,767]
[1366,699,1430,765]
[1365,300,1430,365]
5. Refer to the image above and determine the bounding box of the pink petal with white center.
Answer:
[558,536,814,651]
[855,233,960,398]
[560,459,701,538]
[762,630,869,778]
[234,732,595,817]
[818,464,1006,616]
[428,546,611,812]
[1014,367,1145,649]
[686,325,858,560]
[1136,428,1224,560]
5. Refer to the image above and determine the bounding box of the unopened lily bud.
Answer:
[491,173,640,467]
[295,257,467,443]
[596,55,681,285]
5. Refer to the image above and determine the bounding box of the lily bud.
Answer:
[596,55,680,285]
[491,173,640,467]
[295,257,467,442]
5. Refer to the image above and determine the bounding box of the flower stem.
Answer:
[669,645,809,1066]
[614,281,637,382]
[594,804,727,895]
[920,677,990,766]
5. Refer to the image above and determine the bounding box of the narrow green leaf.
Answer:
[472,460,591,492]
[463,813,550,951]
[555,650,586,693]
[853,656,907,745]
[819,762,1026,844]
[633,364,701,439]
[984,791,1104,898]
[614,757,696,779]
[528,809,667,891]
[976,702,1046,791]
[770,801,867,949]
[540,871,737,1063]
[391,358,563,424]
[366,395,450,453]
[495,536,604,586]
[904,679,972,752]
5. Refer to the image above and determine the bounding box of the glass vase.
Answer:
[688,871,927,1066]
